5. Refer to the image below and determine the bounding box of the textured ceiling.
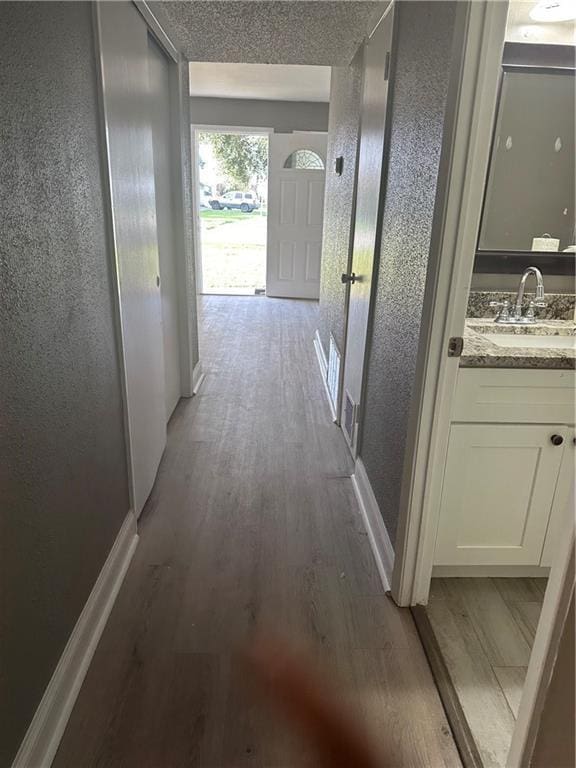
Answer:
[150,1,388,65]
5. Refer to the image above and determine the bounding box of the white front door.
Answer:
[98,2,167,516]
[267,132,327,299]
[340,7,394,452]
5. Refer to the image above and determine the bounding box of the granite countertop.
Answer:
[460,319,576,370]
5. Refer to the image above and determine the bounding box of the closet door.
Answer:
[148,35,182,421]
[97,2,166,515]
[339,6,395,452]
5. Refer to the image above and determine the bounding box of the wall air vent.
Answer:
[343,390,356,443]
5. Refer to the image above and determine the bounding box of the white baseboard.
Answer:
[313,330,337,422]
[192,360,205,395]
[313,329,328,378]
[12,511,139,768]
[351,458,395,592]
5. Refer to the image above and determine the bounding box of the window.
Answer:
[245,193,253,199]
[283,149,325,170]
[234,192,243,199]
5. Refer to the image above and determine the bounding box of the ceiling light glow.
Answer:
[529,0,576,22]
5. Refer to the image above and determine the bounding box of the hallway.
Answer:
[53,296,460,767]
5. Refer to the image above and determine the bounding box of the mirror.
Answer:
[478,69,575,255]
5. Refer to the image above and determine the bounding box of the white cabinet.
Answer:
[434,369,575,568]
[434,424,570,566]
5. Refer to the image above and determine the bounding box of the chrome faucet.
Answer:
[490,266,546,324]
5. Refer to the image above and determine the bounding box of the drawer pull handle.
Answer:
[550,434,564,446]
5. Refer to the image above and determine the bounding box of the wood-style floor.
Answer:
[426,577,546,768]
[54,296,460,768]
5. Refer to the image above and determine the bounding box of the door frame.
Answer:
[94,0,196,511]
[190,124,271,295]
[387,1,575,765]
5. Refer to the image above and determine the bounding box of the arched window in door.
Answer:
[283,149,325,170]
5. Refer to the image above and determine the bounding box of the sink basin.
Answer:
[484,334,576,350]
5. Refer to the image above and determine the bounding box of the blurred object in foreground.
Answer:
[244,635,385,768]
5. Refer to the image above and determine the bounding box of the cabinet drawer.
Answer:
[453,368,576,424]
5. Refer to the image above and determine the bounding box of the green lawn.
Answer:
[200,209,251,223]
[199,210,267,291]
[200,208,266,224]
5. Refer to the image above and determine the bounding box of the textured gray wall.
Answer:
[359,1,457,546]
[0,4,130,764]
[317,50,364,356]
[191,97,329,133]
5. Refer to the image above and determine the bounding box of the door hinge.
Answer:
[384,51,391,81]
[447,336,464,357]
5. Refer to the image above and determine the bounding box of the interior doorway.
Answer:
[389,3,575,766]
[194,128,268,295]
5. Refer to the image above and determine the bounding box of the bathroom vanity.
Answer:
[433,295,575,572]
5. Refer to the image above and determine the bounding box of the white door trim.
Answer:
[11,512,138,768]
[190,128,204,295]
[167,57,197,398]
[390,0,509,607]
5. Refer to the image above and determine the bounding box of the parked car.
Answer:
[209,190,260,213]
[199,188,212,209]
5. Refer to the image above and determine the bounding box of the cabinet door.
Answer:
[434,424,567,566]
[540,429,575,566]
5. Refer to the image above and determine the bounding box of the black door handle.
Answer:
[550,434,564,446]
[341,272,356,284]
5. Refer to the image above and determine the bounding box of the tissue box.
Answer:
[532,236,560,252]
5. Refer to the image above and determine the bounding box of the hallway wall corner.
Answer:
[360,0,459,549]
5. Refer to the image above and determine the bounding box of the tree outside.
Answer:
[197,132,268,293]
[199,132,267,193]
